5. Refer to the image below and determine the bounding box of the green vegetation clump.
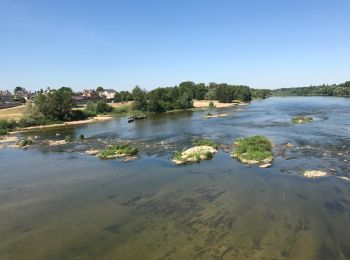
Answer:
[0,129,8,136]
[111,106,130,117]
[291,116,313,124]
[99,144,138,159]
[0,119,17,134]
[78,134,85,140]
[208,101,216,109]
[65,135,73,143]
[85,100,113,116]
[234,136,273,164]
[18,139,33,147]
[194,139,218,149]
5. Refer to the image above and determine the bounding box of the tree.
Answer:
[96,86,104,93]
[14,86,25,93]
[132,86,148,111]
[35,87,75,121]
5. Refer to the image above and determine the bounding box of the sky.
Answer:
[0,0,349,91]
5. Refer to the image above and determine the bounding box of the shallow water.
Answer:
[1,97,350,259]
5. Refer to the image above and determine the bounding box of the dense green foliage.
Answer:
[194,139,218,149]
[213,83,251,103]
[18,139,33,147]
[114,91,133,102]
[272,81,350,97]
[0,119,17,135]
[127,82,253,113]
[234,136,273,162]
[85,100,113,115]
[99,144,138,159]
[291,116,313,124]
[35,87,75,121]
[251,89,271,99]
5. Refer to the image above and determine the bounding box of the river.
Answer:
[0,97,350,259]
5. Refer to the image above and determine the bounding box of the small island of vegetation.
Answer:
[291,116,313,124]
[232,136,273,167]
[98,144,138,159]
[172,139,218,165]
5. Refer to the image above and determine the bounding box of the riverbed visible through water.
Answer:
[1,97,350,259]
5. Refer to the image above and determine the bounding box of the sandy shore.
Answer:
[11,116,113,133]
[193,100,248,108]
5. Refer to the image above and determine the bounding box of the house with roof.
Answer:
[99,89,116,102]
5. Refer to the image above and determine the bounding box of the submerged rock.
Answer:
[85,149,100,156]
[259,163,272,168]
[303,170,328,178]
[172,145,217,165]
[48,140,66,146]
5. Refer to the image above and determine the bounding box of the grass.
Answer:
[194,139,218,149]
[291,116,313,124]
[99,144,138,159]
[234,136,273,163]
[0,105,25,120]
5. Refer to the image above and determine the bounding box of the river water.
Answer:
[0,97,350,259]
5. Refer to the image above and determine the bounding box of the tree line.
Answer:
[271,81,350,97]
[127,81,253,112]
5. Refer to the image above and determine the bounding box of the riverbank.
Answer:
[193,100,248,108]
[10,116,113,133]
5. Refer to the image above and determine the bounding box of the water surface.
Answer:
[1,97,350,259]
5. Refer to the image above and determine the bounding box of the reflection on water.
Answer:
[1,97,350,259]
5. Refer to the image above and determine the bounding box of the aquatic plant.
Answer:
[78,134,85,140]
[194,139,218,149]
[65,135,73,143]
[18,139,33,147]
[291,116,313,124]
[99,144,138,159]
[233,136,273,164]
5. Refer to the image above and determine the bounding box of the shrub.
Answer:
[67,110,88,121]
[99,144,138,159]
[0,119,17,130]
[209,101,215,109]
[18,139,33,147]
[174,151,183,161]
[291,116,313,124]
[65,135,73,143]
[18,117,39,127]
[83,109,97,117]
[194,139,218,149]
[0,129,8,136]
[79,134,85,140]
[234,136,272,162]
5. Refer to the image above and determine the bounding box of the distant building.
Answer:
[82,89,99,101]
[0,90,13,104]
[73,95,87,106]
[99,89,116,102]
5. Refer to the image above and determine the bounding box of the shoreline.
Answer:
[10,116,113,133]
[192,100,248,108]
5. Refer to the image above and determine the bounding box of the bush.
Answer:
[84,100,112,115]
[234,136,273,162]
[65,135,73,143]
[209,101,215,109]
[18,117,39,127]
[291,116,313,124]
[194,139,218,149]
[67,110,88,121]
[0,129,8,136]
[79,134,85,140]
[18,139,33,147]
[99,144,138,159]
[83,109,97,117]
[0,119,17,130]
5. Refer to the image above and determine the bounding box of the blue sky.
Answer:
[0,0,349,91]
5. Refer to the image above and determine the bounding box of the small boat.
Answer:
[128,115,146,123]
